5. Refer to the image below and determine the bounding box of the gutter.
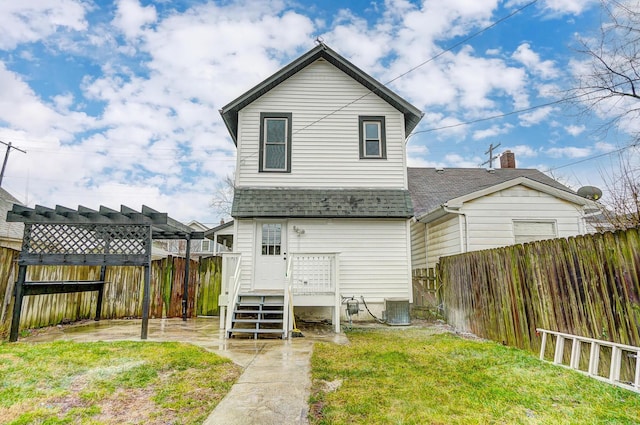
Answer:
[416,204,469,254]
[442,205,469,254]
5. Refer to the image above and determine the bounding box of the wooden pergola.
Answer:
[7,204,204,342]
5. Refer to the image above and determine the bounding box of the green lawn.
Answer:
[0,340,241,425]
[310,328,640,425]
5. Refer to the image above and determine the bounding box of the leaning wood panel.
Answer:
[441,227,640,353]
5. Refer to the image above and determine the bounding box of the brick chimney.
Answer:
[500,150,516,168]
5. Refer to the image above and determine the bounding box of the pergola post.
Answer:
[182,234,191,321]
[95,266,106,321]
[141,225,152,340]
[9,265,27,342]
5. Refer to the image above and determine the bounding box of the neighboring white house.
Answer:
[219,42,423,334]
[408,161,599,270]
[0,188,24,250]
[204,220,234,254]
[163,220,215,259]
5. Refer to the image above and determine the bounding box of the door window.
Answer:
[261,223,281,255]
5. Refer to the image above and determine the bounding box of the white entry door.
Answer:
[254,222,287,290]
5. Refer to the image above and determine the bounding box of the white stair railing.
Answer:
[537,328,640,394]
[224,255,242,337]
[219,253,240,329]
[283,254,294,339]
[288,252,340,332]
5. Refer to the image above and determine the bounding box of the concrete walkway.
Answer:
[204,338,313,425]
[21,317,348,425]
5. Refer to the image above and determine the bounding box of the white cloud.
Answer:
[540,0,599,15]
[509,144,538,158]
[565,124,585,136]
[595,142,616,152]
[507,0,598,15]
[519,106,555,127]
[512,43,559,79]
[0,0,88,50]
[546,146,592,158]
[472,124,513,140]
[112,0,157,40]
[0,62,93,139]
[444,153,483,168]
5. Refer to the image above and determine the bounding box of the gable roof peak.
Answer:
[219,43,423,145]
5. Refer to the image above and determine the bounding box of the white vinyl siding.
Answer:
[410,221,427,269]
[426,215,461,269]
[236,59,407,189]
[234,218,411,301]
[460,185,585,251]
[235,219,255,293]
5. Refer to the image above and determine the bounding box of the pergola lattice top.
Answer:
[7,204,203,239]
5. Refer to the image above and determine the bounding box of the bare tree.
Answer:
[570,1,640,229]
[596,147,640,230]
[572,1,640,137]
[210,172,235,220]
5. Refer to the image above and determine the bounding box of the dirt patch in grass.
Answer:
[0,340,242,425]
[94,387,162,425]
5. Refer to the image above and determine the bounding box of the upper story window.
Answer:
[359,116,386,159]
[259,112,292,172]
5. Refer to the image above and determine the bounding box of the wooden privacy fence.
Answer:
[440,227,640,353]
[0,248,222,336]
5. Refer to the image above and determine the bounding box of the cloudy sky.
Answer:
[0,0,633,226]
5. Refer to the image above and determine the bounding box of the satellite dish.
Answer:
[577,186,603,200]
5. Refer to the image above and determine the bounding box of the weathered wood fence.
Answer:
[440,227,640,353]
[0,247,222,337]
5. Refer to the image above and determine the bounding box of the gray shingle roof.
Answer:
[407,167,577,217]
[232,188,413,218]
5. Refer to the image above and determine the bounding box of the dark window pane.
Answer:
[266,119,286,143]
[366,140,380,156]
[365,122,379,140]
[265,144,286,169]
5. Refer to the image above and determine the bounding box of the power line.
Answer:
[407,88,611,137]
[292,0,539,137]
[385,0,539,87]
[543,141,639,173]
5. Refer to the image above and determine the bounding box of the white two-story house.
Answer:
[219,43,423,338]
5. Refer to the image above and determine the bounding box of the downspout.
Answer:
[442,206,469,253]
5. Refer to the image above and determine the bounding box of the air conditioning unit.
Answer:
[384,298,410,326]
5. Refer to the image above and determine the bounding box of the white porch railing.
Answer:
[220,253,241,331]
[286,253,340,333]
[537,328,640,394]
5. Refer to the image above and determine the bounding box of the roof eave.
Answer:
[416,206,449,223]
[219,43,423,142]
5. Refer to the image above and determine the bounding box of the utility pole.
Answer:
[481,142,501,168]
[0,140,26,187]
